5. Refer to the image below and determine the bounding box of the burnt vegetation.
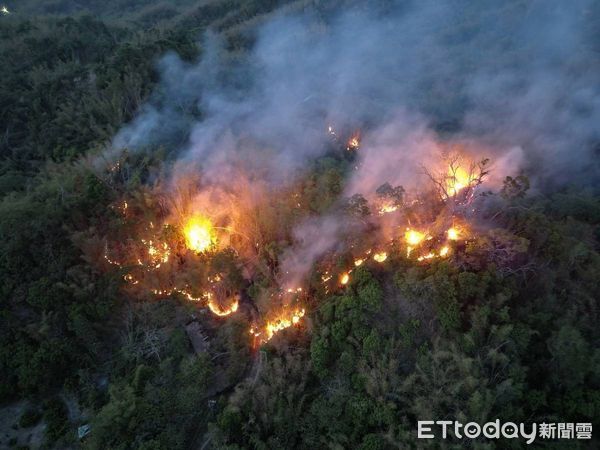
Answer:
[0,1,599,449]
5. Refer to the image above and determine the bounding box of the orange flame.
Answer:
[417,252,435,262]
[379,204,399,215]
[446,166,475,197]
[447,227,459,240]
[405,228,426,256]
[142,239,170,267]
[347,131,360,150]
[416,245,450,262]
[340,272,350,285]
[183,215,216,253]
[208,298,239,316]
[253,308,306,343]
[405,229,426,246]
[373,252,388,262]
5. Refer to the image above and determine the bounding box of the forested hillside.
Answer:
[0,1,599,449]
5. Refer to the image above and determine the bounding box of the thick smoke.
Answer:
[278,215,345,288]
[111,0,600,284]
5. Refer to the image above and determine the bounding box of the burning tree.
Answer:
[85,137,504,348]
[422,153,490,203]
[375,182,405,214]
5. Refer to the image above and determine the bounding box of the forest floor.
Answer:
[0,400,46,449]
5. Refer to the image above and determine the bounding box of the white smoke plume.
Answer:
[110,0,600,284]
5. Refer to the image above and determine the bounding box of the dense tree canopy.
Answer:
[0,1,598,449]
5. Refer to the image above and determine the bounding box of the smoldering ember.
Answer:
[0,1,598,449]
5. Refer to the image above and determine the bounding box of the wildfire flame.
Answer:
[208,298,239,316]
[142,239,170,266]
[96,146,487,350]
[446,165,475,197]
[417,252,435,261]
[405,229,426,246]
[373,252,387,262]
[252,308,306,344]
[183,215,216,253]
[416,245,450,262]
[405,228,426,256]
[447,227,459,240]
[379,204,398,215]
[340,272,350,285]
[347,133,360,150]
[265,309,305,340]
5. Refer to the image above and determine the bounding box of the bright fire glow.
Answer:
[255,309,306,343]
[379,204,398,215]
[183,215,216,252]
[347,132,360,150]
[142,239,170,267]
[446,166,474,197]
[340,272,350,285]
[208,298,239,316]
[416,245,450,262]
[405,229,426,246]
[373,252,387,262]
[99,148,484,349]
[447,227,459,240]
[405,228,426,256]
[417,252,435,262]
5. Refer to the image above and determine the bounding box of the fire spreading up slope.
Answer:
[91,129,491,346]
[85,0,600,349]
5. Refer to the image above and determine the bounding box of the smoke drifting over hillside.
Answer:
[114,0,599,189]
[110,0,600,287]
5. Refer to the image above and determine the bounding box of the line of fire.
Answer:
[82,127,493,349]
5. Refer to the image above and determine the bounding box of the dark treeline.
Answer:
[0,1,599,449]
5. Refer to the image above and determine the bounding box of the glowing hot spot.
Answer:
[208,299,239,317]
[447,227,459,240]
[417,252,435,262]
[446,166,474,197]
[263,309,306,342]
[379,204,399,215]
[405,229,426,246]
[373,252,388,263]
[184,215,216,252]
[340,272,350,285]
[347,132,360,150]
